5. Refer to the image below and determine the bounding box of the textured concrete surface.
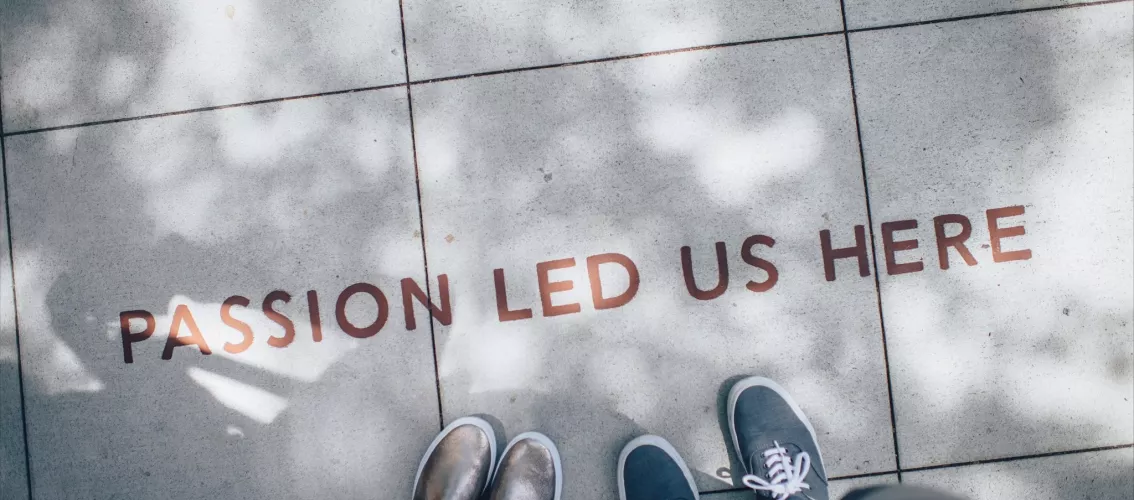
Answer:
[413,35,895,499]
[0,0,406,132]
[403,0,844,79]
[850,2,1134,468]
[3,89,439,499]
[843,0,1098,28]
[1,0,1132,499]
[905,448,1134,499]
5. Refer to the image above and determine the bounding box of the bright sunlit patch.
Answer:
[588,348,659,422]
[98,54,142,104]
[1027,98,1133,311]
[639,104,824,207]
[464,322,539,394]
[694,108,822,206]
[147,177,223,242]
[188,366,287,424]
[887,281,993,411]
[15,249,104,396]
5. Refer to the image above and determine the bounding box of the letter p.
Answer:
[120,310,155,364]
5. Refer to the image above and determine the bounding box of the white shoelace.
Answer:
[740,441,813,500]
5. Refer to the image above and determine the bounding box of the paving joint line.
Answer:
[406,30,843,85]
[846,0,1130,33]
[3,0,1129,137]
[2,83,407,137]
[0,39,35,500]
[899,443,1134,473]
[838,0,903,483]
[398,0,446,432]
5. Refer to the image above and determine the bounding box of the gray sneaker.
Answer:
[412,417,497,500]
[728,377,829,500]
[488,432,562,500]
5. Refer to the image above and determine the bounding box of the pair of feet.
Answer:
[411,420,561,500]
[411,376,827,500]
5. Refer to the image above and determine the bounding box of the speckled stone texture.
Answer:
[2,0,1131,499]
[412,35,895,499]
[3,89,439,499]
[850,2,1133,468]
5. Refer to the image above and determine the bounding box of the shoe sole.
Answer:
[617,434,700,500]
[410,416,498,499]
[726,376,824,477]
[491,431,563,500]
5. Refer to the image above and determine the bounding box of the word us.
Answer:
[119,206,1031,363]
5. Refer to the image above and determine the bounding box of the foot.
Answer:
[618,435,700,500]
[412,416,497,500]
[488,432,562,500]
[728,377,829,500]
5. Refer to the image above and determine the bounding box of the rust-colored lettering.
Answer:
[335,283,388,338]
[537,258,581,317]
[493,269,533,322]
[586,253,640,310]
[934,214,977,270]
[820,225,871,281]
[881,220,924,276]
[262,290,295,348]
[741,235,778,292]
[119,310,155,364]
[401,275,452,330]
[987,206,1032,263]
[220,295,254,354]
[162,304,212,360]
[307,290,323,343]
[681,242,729,300]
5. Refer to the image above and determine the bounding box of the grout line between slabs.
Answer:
[2,83,407,137]
[703,444,1134,495]
[398,0,445,433]
[0,46,36,499]
[0,145,33,500]
[3,0,1129,137]
[898,443,1134,473]
[847,0,1130,33]
[406,29,843,85]
[839,0,903,482]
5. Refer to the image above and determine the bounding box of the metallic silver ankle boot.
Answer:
[487,432,562,500]
[412,417,498,500]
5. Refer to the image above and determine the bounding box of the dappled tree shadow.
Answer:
[0,1,1131,500]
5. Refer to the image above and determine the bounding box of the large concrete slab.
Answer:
[413,35,895,499]
[906,448,1134,499]
[3,90,439,499]
[1,161,30,500]
[1,0,407,132]
[850,3,1134,467]
[704,473,899,499]
[402,0,844,80]
[843,0,1101,29]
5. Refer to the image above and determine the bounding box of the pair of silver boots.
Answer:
[412,417,562,500]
